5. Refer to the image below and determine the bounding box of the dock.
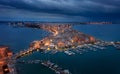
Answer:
[17,60,72,74]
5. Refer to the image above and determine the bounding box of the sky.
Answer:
[0,0,120,22]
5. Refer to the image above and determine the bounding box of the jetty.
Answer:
[17,60,72,74]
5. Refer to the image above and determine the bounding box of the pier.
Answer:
[17,60,72,74]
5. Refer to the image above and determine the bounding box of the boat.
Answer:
[64,51,75,56]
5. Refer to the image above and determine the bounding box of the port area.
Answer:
[17,60,71,74]
[10,24,120,57]
[29,24,96,51]
[0,46,17,74]
[24,24,120,55]
[8,23,120,53]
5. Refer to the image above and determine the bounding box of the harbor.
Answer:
[0,24,120,74]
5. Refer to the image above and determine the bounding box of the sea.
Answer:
[0,23,120,74]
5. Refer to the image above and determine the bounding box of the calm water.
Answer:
[0,24,120,74]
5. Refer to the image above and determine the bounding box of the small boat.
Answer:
[64,51,75,56]
[114,44,120,50]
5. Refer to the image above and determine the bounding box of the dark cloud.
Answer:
[0,0,120,21]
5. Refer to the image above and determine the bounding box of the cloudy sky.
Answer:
[0,0,120,22]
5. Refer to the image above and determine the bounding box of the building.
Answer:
[57,41,65,47]
[0,46,13,74]
[89,36,96,42]
[0,46,13,59]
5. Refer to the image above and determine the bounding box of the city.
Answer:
[0,0,120,74]
[0,23,120,74]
